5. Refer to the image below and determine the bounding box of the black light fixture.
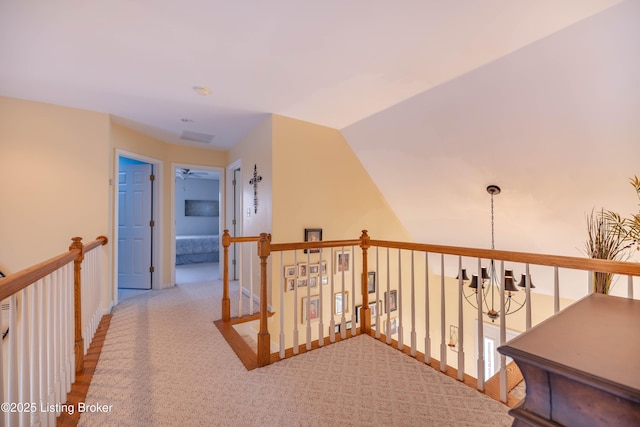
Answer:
[460,185,532,321]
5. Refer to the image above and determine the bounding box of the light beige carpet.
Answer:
[79,277,514,426]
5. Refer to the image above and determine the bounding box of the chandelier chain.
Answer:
[491,192,495,250]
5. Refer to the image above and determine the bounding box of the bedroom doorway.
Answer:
[174,165,222,285]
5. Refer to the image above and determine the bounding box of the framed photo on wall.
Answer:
[334,249,351,274]
[302,295,320,322]
[334,291,349,314]
[385,290,398,313]
[367,271,376,294]
[284,265,296,278]
[304,228,322,253]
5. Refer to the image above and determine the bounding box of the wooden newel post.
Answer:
[360,230,371,334]
[257,232,271,367]
[222,230,231,322]
[69,237,85,374]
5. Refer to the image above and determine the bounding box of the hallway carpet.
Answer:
[79,275,513,426]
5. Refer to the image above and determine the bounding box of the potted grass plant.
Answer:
[585,176,640,294]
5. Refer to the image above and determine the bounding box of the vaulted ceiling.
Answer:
[2,0,638,263]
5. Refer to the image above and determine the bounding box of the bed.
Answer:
[175,234,219,265]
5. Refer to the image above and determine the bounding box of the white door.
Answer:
[477,322,519,379]
[118,162,153,289]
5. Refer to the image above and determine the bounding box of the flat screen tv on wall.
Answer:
[185,200,219,217]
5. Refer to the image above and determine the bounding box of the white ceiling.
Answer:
[0,0,622,150]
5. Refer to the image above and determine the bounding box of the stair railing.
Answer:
[0,235,108,426]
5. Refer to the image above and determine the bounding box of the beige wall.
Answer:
[110,122,228,289]
[0,97,110,272]
[268,115,411,348]
[272,114,409,242]
[227,115,273,238]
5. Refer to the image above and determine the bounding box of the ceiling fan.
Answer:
[176,168,207,180]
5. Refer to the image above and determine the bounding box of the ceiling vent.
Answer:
[180,131,215,144]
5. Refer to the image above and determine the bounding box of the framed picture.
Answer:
[332,320,352,334]
[320,261,328,275]
[367,271,376,294]
[355,300,380,323]
[321,276,328,286]
[286,278,295,292]
[385,290,398,313]
[370,300,380,317]
[302,295,320,322]
[298,263,308,278]
[309,263,320,275]
[389,317,398,336]
[335,249,351,274]
[304,228,322,253]
[309,276,318,288]
[284,265,296,278]
[335,291,349,314]
[297,278,308,288]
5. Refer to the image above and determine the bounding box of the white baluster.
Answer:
[306,249,312,350]
[424,252,431,364]
[499,261,507,403]
[329,248,335,343]
[7,294,19,426]
[350,246,355,337]
[476,257,484,392]
[47,275,55,426]
[554,267,560,314]
[340,246,346,340]
[293,250,299,353]
[628,275,634,299]
[410,251,416,357]
[440,254,446,372]
[397,249,403,350]
[386,248,391,345]
[31,279,43,426]
[318,248,325,345]
[19,288,31,426]
[525,264,532,330]
[457,256,464,381]
[279,252,285,359]
[238,243,243,318]
[375,246,380,339]
[249,242,254,315]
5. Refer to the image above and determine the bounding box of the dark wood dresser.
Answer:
[498,293,640,426]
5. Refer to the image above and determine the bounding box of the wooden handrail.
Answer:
[229,236,261,243]
[0,250,78,301]
[270,239,361,252]
[369,239,640,276]
[0,236,109,302]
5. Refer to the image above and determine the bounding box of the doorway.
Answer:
[476,322,520,379]
[117,156,154,290]
[173,165,222,285]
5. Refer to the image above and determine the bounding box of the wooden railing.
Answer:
[221,229,640,403]
[0,236,108,426]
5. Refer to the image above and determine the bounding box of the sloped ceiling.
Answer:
[343,0,640,257]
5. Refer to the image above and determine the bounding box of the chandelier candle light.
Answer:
[458,185,534,322]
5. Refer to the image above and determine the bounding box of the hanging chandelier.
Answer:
[459,185,534,321]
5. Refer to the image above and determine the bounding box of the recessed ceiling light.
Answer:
[193,86,211,96]
[180,118,193,123]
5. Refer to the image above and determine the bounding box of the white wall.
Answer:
[342,1,640,300]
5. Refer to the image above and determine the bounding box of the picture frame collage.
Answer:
[284,228,362,324]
